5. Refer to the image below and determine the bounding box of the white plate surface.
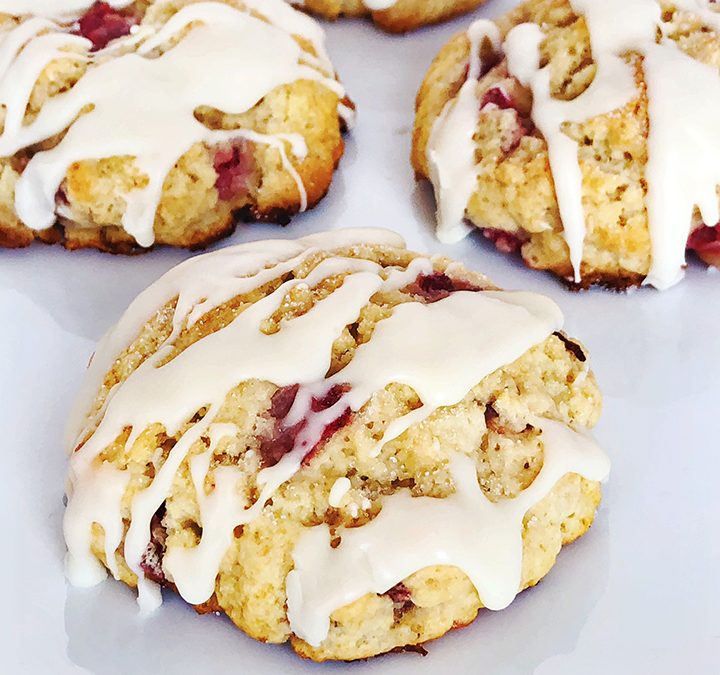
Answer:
[2,2,720,673]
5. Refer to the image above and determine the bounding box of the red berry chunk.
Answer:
[77,2,138,51]
[385,582,412,605]
[269,383,299,419]
[483,228,522,255]
[311,384,349,413]
[259,384,353,469]
[213,141,253,201]
[481,86,515,111]
[384,582,415,620]
[687,223,720,268]
[259,419,306,468]
[402,272,481,304]
[139,504,167,583]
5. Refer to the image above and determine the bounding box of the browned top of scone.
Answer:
[296,0,488,32]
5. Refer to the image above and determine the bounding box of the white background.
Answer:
[2,1,719,672]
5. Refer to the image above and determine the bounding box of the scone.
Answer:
[413,0,720,290]
[63,228,610,661]
[289,0,488,33]
[0,0,351,252]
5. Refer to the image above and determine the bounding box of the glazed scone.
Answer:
[412,0,720,290]
[0,0,351,252]
[289,0,488,33]
[63,228,610,661]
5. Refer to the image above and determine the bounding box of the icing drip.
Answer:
[0,0,345,246]
[430,0,720,289]
[362,0,398,9]
[159,423,242,606]
[328,477,351,507]
[63,228,573,615]
[286,418,610,647]
[427,20,501,244]
[641,42,720,287]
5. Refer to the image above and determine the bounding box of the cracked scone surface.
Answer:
[64,229,607,661]
[291,0,487,33]
[0,0,349,253]
[412,0,720,289]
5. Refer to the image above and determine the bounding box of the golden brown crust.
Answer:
[561,270,647,293]
[412,0,720,287]
[412,30,472,175]
[0,221,34,248]
[297,0,487,33]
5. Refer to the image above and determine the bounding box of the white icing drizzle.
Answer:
[286,417,610,647]
[641,40,720,287]
[427,20,501,244]
[161,423,242,606]
[64,460,131,585]
[328,477,351,507]
[429,0,720,289]
[63,228,583,618]
[0,0,345,246]
[362,0,398,9]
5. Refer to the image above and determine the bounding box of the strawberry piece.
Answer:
[77,2,138,51]
[481,86,514,110]
[384,582,415,621]
[139,504,167,583]
[483,228,522,255]
[270,384,299,419]
[311,384,349,413]
[402,272,481,303]
[687,223,720,268]
[213,141,253,201]
[259,384,353,469]
[259,420,306,468]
